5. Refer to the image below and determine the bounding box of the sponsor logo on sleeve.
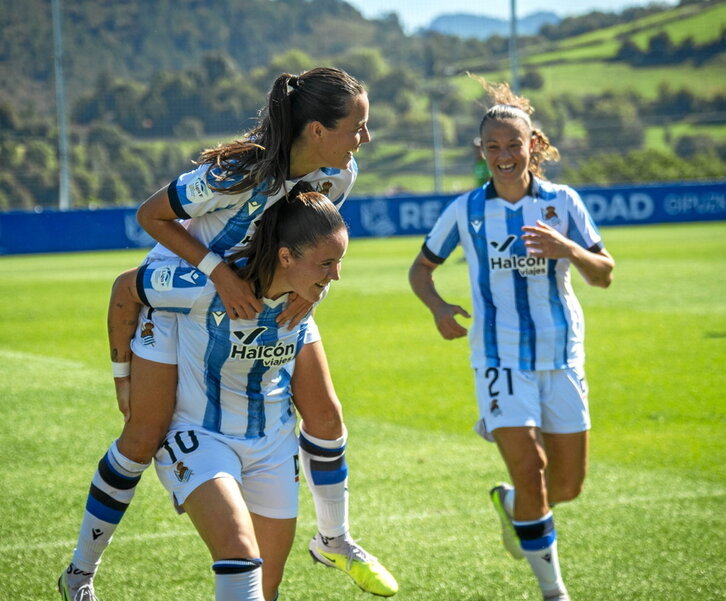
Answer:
[150,266,174,290]
[186,176,214,203]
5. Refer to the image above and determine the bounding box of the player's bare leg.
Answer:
[542,431,588,505]
[184,477,267,600]
[250,513,297,601]
[492,427,570,600]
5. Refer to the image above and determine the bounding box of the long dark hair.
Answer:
[198,67,365,196]
[228,182,346,296]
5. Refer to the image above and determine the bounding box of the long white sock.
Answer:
[213,558,264,601]
[513,512,567,596]
[298,424,349,538]
[69,440,149,579]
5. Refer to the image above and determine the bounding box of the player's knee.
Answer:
[550,479,584,504]
[118,425,167,463]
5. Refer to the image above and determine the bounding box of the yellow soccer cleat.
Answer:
[490,483,525,560]
[309,532,399,597]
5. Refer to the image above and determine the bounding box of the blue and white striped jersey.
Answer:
[145,160,357,261]
[135,262,325,438]
[423,177,603,371]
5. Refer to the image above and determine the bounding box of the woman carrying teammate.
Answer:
[59,67,397,600]
[409,80,614,601]
[113,189,344,600]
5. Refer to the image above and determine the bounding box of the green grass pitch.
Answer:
[1,222,724,600]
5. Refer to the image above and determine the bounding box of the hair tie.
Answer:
[286,76,298,95]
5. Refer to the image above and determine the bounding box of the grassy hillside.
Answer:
[526,3,725,63]
[2,1,723,207]
[456,2,726,98]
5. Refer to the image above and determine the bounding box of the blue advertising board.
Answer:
[0,181,723,255]
[341,180,726,238]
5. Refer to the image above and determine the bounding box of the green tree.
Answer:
[520,70,544,91]
[585,98,644,152]
[647,31,675,63]
[336,48,390,84]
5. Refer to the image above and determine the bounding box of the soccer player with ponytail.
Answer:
[410,79,614,601]
[59,67,397,600]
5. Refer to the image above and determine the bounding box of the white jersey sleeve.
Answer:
[168,163,253,220]
[145,159,358,262]
[135,260,214,313]
[562,186,603,252]
[421,195,463,263]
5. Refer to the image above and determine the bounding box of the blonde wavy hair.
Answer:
[470,75,560,178]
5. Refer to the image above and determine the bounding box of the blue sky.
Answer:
[345,0,680,33]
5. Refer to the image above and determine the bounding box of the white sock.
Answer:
[213,559,264,601]
[70,440,149,576]
[298,424,349,538]
[514,512,567,596]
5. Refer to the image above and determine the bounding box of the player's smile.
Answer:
[321,93,370,170]
[481,118,533,186]
[283,228,349,304]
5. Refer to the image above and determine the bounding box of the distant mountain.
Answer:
[427,11,561,39]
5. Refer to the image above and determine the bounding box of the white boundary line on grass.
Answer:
[0,348,87,369]
[4,489,724,554]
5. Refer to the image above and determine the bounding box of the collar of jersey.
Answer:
[484,173,540,201]
[261,294,289,309]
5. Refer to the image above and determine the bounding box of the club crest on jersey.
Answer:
[541,205,561,225]
[140,321,155,347]
[229,327,296,366]
[315,181,333,196]
[174,461,193,483]
[490,398,502,417]
[186,176,213,203]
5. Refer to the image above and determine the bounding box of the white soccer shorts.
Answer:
[473,365,590,442]
[154,421,300,519]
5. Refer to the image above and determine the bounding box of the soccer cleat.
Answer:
[489,483,525,560]
[309,532,398,597]
[58,570,100,601]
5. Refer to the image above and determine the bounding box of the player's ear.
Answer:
[307,120,326,141]
[278,246,293,268]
